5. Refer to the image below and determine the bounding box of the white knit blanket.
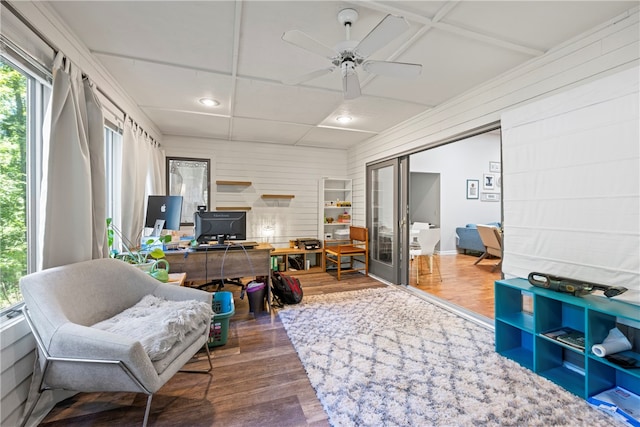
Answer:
[92,295,213,361]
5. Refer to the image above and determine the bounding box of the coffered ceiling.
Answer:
[45,1,637,149]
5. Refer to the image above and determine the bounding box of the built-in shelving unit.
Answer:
[319,178,352,241]
[495,278,640,402]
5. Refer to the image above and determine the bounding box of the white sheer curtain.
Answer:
[38,52,108,269]
[147,136,164,197]
[120,119,147,244]
[119,121,164,243]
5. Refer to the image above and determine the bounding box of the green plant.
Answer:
[106,218,171,264]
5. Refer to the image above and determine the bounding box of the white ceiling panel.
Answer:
[96,54,233,116]
[444,1,637,51]
[142,109,231,140]
[321,97,430,133]
[234,79,342,124]
[49,1,237,72]
[298,126,376,149]
[230,117,312,145]
[39,1,638,150]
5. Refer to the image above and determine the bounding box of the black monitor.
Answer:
[145,195,183,233]
[194,211,247,243]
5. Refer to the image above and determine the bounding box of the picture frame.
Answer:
[481,192,501,202]
[166,157,210,225]
[483,173,495,190]
[466,179,479,199]
[489,161,501,173]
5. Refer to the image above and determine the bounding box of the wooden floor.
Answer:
[409,252,501,319]
[39,253,497,426]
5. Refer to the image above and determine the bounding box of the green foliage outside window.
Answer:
[0,62,27,310]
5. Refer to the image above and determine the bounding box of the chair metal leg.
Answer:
[142,394,153,427]
[180,343,213,373]
[434,254,442,282]
[474,252,488,265]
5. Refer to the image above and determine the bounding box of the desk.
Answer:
[164,244,273,310]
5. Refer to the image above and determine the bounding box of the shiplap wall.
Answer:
[163,136,348,247]
[347,8,639,230]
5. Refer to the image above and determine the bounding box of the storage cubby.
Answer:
[536,336,586,397]
[495,278,640,404]
[270,248,324,275]
[495,321,534,370]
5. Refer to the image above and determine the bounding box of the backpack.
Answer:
[271,272,303,306]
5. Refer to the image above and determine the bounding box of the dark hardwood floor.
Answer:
[39,254,497,426]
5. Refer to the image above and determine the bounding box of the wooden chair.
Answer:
[324,226,369,280]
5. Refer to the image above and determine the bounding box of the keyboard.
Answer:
[193,241,259,251]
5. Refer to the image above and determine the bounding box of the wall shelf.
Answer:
[261,194,295,199]
[215,206,251,211]
[216,180,252,186]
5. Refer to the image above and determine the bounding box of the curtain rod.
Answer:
[2,0,158,145]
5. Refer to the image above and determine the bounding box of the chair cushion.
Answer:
[92,295,212,361]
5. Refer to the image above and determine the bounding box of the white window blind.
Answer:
[501,66,639,305]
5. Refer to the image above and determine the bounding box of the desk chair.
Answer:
[324,226,369,281]
[474,224,503,272]
[409,228,442,283]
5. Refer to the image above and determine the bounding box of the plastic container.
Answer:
[208,291,235,347]
[246,282,266,315]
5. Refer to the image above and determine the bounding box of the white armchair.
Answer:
[19,258,213,427]
[474,224,503,272]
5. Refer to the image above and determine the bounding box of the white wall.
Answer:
[347,8,639,238]
[410,133,501,252]
[163,136,348,247]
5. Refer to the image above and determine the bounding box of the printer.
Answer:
[296,238,322,250]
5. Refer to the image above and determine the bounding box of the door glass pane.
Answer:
[371,165,394,265]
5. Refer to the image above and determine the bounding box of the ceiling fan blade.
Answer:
[355,14,409,58]
[282,30,337,59]
[343,69,361,100]
[282,67,335,86]
[363,60,422,78]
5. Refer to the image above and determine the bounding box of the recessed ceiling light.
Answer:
[336,115,352,123]
[199,97,220,107]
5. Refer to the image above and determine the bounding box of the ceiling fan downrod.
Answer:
[338,8,358,41]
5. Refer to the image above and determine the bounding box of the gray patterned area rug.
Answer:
[278,286,623,427]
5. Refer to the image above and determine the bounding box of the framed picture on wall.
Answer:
[490,161,501,172]
[466,179,479,199]
[166,157,210,225]
[481,192,501,202]
[483,174,495,190]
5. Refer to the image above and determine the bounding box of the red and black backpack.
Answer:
[271,272,303,306]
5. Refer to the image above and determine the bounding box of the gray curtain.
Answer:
[38,52,107,269]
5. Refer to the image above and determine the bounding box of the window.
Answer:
[105,124,123,251]
[0,56,49,312]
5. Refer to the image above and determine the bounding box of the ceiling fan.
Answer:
[281,8,422,100]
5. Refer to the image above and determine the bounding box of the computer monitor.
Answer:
[194,211,247,243]
[145,195,183,233]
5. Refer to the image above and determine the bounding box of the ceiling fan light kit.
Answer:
[282,8,422,99]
